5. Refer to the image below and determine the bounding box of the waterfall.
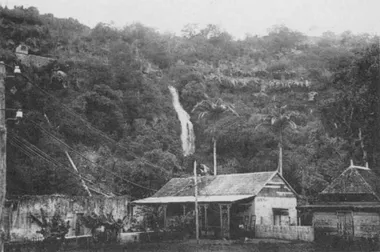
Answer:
[168,86,195,156]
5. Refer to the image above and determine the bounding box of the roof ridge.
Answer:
[211,171,276,176]
[171,171,276,180]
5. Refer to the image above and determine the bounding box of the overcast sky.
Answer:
[1,0,380,38]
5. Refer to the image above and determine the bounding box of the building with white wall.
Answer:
[3,194,130,241]
[133,171,298,238]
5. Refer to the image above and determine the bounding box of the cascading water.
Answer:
[168,86,195,156]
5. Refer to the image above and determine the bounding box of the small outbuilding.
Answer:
[298,162,380,239]
[15,44,56,69]
[133,171,298,239]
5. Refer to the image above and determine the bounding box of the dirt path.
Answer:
[70,240,315,252]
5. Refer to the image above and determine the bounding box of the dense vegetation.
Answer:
[1,6,379,201]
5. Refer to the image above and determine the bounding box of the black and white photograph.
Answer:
[0,0,379,251]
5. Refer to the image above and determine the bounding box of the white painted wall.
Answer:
[255,224,314,241]
[253,196,297,226]
[5,195,129,241]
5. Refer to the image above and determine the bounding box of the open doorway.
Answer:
[273,208,289,226]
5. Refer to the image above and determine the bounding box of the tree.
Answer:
[252,100,297,175]
[30,209,70,252]
[192,98,239,175]
[81,212,125,244]
[320,42,380,168]
[265,25,306,53]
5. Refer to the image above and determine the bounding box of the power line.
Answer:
[20,71,124,143]
[8,133,94,184]
[0,62,119,145]
[8,137,54,171]
[9,135,65,171]
[3,63,161,193]
[26,118,157,192]
[9,134,118,196]
[8,137,87,191]
[16,70,168,173]
[8,138,82,190]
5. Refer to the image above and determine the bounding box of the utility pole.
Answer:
[193,160,199,244]
[0,61,7,252]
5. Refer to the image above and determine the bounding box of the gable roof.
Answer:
[133,171,296,204]
[321,166,380,199]
[155,171,276,197]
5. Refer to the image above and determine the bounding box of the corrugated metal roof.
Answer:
[153,172,276,198]
[133,195,254,204]
[132,172,285,205]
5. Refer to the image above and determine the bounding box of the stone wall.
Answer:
[3,194,130,241]
[255,224,314,242]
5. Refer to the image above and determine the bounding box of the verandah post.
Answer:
[194,160,199,244]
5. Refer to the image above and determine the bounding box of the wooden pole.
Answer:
[64,151,92,196]
[0,62,6,252]
[278,131,283,176]
[204,204,208,236]
[213,138,217,176]
[163,205,167,228]
[194,160,199,243]
[44,113,92,197]
[227,204,231,239]
[219,204,223,238]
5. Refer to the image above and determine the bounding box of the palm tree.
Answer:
[253,102,297,175]
[192,98,239,176]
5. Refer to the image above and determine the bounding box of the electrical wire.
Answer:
[8,134,117,196]
[8,137,81,187]
[9,135,64,170]
[9,133,93,184]
[10,134,70,169]
[1,62,126,146]
[8,138,90,194]
[8,137,53,171]
[8,137,86,189]
[17,71,168,173]
[3,62,161,194]
[27,118,158,192]
[10,127,196,200]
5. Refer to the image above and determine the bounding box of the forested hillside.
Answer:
[1,6,379,201]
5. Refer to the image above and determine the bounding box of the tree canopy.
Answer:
[1,5,379,201]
